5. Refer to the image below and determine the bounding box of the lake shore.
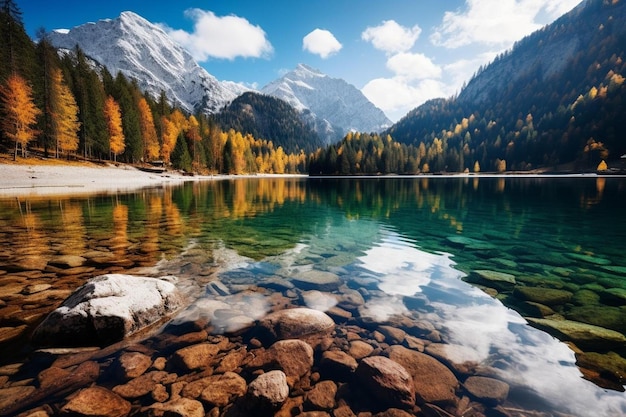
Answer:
[0,162,309,198]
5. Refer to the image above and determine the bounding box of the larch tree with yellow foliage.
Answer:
[187,115,201,171]
[0,74,41,160]
[137,97,159,163]
[103,95,125,161]
[160,116,177,164]
[50,68,80,158]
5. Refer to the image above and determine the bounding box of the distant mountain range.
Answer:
[47,12,391,146]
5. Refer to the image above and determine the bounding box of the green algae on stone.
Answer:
[466,270,516,290]
[526,318,626,349]
[565,253,612,266]
[513,287,573,306]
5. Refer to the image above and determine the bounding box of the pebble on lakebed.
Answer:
[0,282,524,417]
[0,264,623,417]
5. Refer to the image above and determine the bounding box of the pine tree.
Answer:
[50,67,80,158]
[0,73,41,159]
[104,95,125,161]
[34,35,59,157]
[0,0,35,81]
[171,132,191,171]
[112,73,141,163]
[66,47,108,159]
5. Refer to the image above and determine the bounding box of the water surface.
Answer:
[0,176,625,416]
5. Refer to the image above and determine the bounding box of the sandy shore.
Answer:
[0,163,216,197]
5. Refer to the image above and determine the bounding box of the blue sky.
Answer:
[20,0,582,121]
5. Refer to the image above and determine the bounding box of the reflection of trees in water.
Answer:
[0,177,622,272]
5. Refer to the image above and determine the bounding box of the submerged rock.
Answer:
[513,286,573,306]
[466,270,516,290]
[463,376,509,406]
[255,307,335,344]
[292,270,342,292]
[527,318,626,349]
[247,370,290,409]
[384,345,458,406]
[248,339,314,381]
[60,386,131,417]
[355,355,415,410]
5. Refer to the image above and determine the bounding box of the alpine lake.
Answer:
[0,175,625,417]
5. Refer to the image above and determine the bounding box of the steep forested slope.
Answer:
[387,0,626,172]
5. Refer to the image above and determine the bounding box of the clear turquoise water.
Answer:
[0,176,625,416]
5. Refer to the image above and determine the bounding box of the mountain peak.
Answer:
[262,65,392,143]
[47,11,248,114]
[294,64,325,78]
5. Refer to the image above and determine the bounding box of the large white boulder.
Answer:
[32,274,184,346]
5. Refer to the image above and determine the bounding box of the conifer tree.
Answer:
[0,0,35,81]
[34,35,59,157]
[112,73,141,163]
[50,67,80,158]
[171,132,191,171]
[65,47,108,159]
[104,95,125,161]
[0,73,41,159]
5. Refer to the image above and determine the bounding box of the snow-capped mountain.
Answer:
[47,11,248,114]
[262,64,392,143]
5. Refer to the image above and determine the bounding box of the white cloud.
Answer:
[431,0,582,49]
[361,20,422,54]
[165,9,273,61]
[302,29,343,59]
[386,52,442,81]
[362,77,448,122]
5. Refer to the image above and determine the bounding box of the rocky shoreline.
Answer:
[1,300,531,417]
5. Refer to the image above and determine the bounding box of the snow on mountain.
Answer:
[261,64,392,143]
[47,11,248,114]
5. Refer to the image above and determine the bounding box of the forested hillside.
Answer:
[310,0,626,175]
[213,92,325,154]
[0,1,308,174]
[385,0,626,173]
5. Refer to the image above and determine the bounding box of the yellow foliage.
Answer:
[51,68,80,156]
[104,96,125,158]
[0,74,41,158]
[597,160,608,171]
[138,98,159,161]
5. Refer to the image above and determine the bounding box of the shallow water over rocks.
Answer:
[0,176,625,416]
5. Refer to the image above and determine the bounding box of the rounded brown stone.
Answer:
[61,386,131,417]
[463,376,509,405]
[115,352,153,379]
[200,372,247,407]
[384,345,458,406]
[304,380,337,410]
[355,356,415,410]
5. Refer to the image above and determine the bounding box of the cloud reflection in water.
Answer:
[357,227,626,417]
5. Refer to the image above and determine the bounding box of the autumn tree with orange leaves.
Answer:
[0,74,41,160]
[104,95,125,161]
